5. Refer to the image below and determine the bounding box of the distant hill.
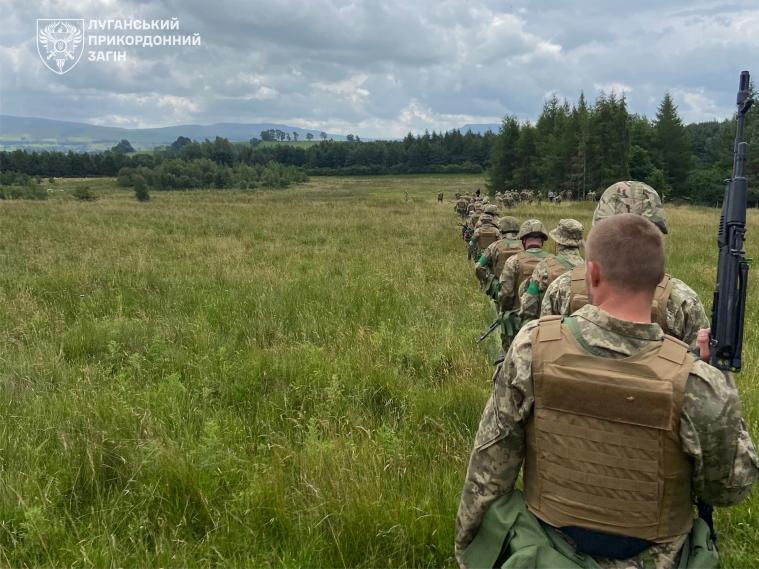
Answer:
[458,123,500,135]
[0,115,350,151]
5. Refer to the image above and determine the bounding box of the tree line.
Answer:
[1,88,757,204]
[489,90,759,205]
[0,130,497,179]
[117,159,307,190]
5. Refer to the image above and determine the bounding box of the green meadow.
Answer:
[0,175,756,567]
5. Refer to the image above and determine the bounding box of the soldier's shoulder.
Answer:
[667,276,706,307]
[668,275,699,296]
[547,270,572,291]
[510,319,540,350]
[504,254,521,268]
[684,360,739,419]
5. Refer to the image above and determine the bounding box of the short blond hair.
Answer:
[586,213,664,294]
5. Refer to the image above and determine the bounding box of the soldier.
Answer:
[437,192,444,203]
[475,216,521,297]
[519,218,584,322]
[465,203,486,259]
[587,189,597,201]
[469,204,501,261]
[455,213,758,569]
[467,203,483,229]
[455,195,469,218]
[541,181,708,349]
[504,191,515,208]
[494,191,504,210]
[494,220,551,349]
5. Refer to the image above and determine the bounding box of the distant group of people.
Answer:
[453,189,596,214]
[450,181,759,568]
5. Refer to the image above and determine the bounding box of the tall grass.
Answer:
[0,176,756,567]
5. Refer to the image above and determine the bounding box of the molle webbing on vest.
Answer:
[525,316,694,544]
[477,226,500,249]
[516,249,550,290]
[568,266,588,313]
[494,239,523,276]
[545,255,577,285]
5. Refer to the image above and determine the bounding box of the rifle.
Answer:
[459,223,473,242]
[477,317,501,343]
[477,311,522,344]
[710,70,753,372]
[701,69,754,547]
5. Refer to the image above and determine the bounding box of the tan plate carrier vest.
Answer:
[525,316,694,543]
[516,249,551,292]
[544,255,577,286]
[493,239,523,277]
[477,226,501,249]
[569,267,674,327]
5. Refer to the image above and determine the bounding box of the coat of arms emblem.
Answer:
[37,19,84,75]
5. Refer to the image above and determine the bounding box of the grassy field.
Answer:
[0,175,756,567]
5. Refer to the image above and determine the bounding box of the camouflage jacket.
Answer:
[540,271,709,349]
[475,235,520,296]
[497,247,545,312]
[455,305,759,568]
[518,247,584,321]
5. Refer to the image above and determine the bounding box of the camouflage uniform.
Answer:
[455,197,469,218]
[540,181,707,348]
[497,220,548,313]
[469,206,500,260]
[455,305,759,568]
[519,219,584,322]
[476,216,521,298]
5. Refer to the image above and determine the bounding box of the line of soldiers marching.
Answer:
[452,182,707,357]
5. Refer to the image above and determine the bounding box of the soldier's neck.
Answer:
[594,291,654,324]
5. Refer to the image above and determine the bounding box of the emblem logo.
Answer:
[37,19,84,75]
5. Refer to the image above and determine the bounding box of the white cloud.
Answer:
[670,88,732,122]
[313,74,370,104]
[593,82,633,96]
[0,0,755,137]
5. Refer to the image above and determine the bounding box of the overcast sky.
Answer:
[0,0,757,137]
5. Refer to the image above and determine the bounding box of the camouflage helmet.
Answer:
[499,216,520,234]
[477,213,497,226]
[549,218,584,247]
[593,181,668,234]
[483,204,500,216]
[517,219,548,240]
